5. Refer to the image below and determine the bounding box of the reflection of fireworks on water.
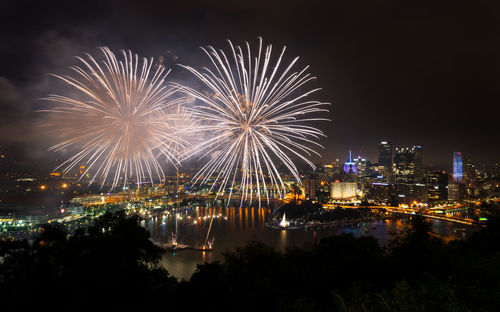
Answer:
[42,47,188,188]
[175,37,329,204]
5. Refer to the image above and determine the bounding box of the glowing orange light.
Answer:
[62,183,68,188]
[40,185,46,190]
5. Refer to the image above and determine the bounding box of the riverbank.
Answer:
[264,215,391,230]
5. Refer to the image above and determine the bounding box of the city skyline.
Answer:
[0,138,495,175]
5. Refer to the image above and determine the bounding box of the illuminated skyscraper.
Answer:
[302,176,318,200]
[448,181,464,201]
[353,155,369,178]
[393,146,423,184]
[412,146,423,182]
[394,147,415,184]
[343,150,357,175]
[463,157,476,188]
[377,141,393,172]
[453,152,463,183]
[427,171,448,201]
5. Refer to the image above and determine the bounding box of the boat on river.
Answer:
[155,233,214,252]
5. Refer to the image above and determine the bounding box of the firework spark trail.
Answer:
[174,38,330,205]
[42,47,190,188]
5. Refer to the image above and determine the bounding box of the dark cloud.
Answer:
[1,0,499,169]
[0,77,31,140]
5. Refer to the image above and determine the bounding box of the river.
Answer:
[142,206,475,280]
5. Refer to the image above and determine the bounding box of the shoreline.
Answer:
[265,215,390,230]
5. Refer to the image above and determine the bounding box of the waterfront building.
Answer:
[369,182,391,204]
[412,183,428,203]
[427,171,449,201]
[395,183,428,204]
[330,181,357,200]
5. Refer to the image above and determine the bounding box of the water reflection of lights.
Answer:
[280,230,287,247]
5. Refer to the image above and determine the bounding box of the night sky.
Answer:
[1,0,499,170]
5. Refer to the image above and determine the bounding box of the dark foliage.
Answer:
[1,212,500,311]
[0,211,177,309]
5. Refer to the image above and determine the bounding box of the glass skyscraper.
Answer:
[453,152,463,183]
[377,141,393,169]
[377,141,393,179]
[394,147,415,184]
[412,145,423,182]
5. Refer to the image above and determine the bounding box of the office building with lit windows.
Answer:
[377,141,393,178]
[394,147,416,184]
[413,146,423,182]
[427,171,448,201]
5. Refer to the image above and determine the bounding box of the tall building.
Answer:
[412,183,428,203]
[448,181,464,201]
[427,171,448,201]
[412,146,423,182]
[394,147,415,184]
[353,155,369,178]
[463,157,476,187]
[394,183,428,204]
[302,176,318,200]
[322,164,334,179]
[494,162,500,179]
[453,152,463,183]
[371,165,388,183]
[377,141,393,178]
[369,182,391,203]
[343,150,357,175]
[393,146,423,184]
[462,157,478,198]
